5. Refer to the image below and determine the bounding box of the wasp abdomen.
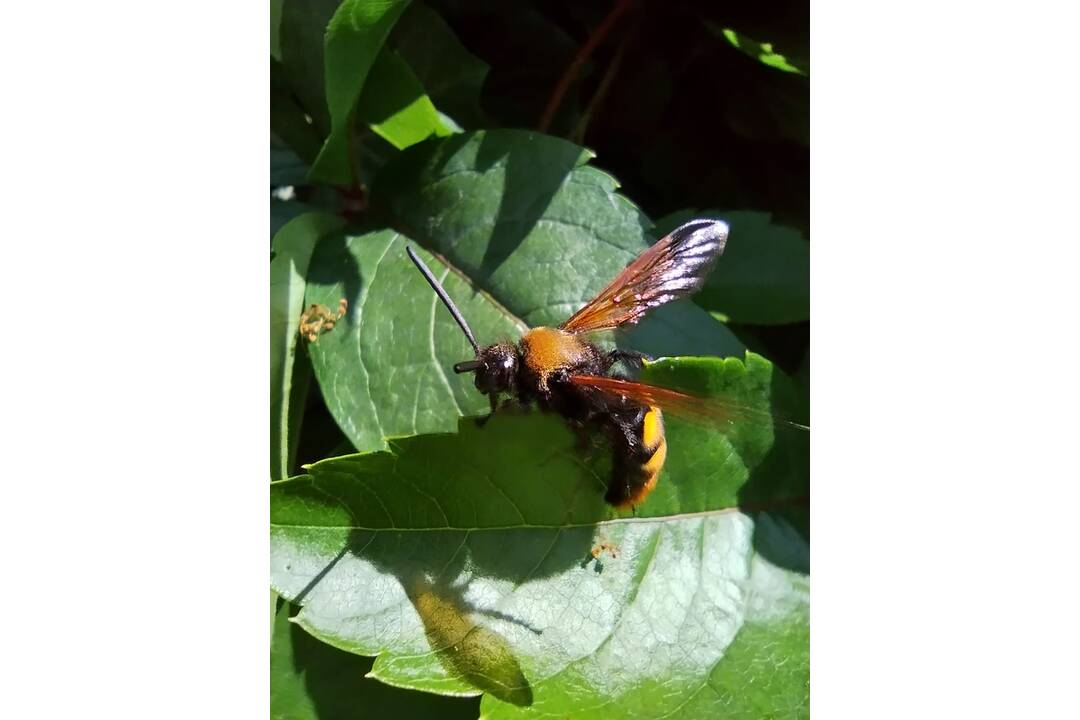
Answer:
[605,406,667,509]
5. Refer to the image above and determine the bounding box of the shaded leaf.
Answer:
[272,198,316,241]
[271,354,807,716]
[272,212,347,481]
[391,2,489,128]
[272,144,311,188]
[278,0,342,136]
[309,0,413,185]
[271,0,284,61]
[272,598,480,719]
[272,56,326,165]
[654,209,809,325]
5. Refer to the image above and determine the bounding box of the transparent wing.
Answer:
[560,219,728,333]
[568,374,809,432]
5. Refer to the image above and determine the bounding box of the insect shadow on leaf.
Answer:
[341,526,539,706]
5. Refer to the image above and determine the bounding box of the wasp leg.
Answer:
[475,393,499,427]
[607,349,653,371]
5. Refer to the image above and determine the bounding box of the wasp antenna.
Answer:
[453,359,482,374]
[405,245,481,355]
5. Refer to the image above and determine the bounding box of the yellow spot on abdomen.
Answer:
[612,411,667,509]
[642,437,667,478]
[641,407,664,451]
[614,441,666,510]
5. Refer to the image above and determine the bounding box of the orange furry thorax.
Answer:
[521,327,593,382]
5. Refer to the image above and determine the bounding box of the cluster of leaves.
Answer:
[271,1,808,718]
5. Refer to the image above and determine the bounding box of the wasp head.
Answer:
[454,341,518,397]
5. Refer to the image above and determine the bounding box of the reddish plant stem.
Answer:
[571,17,637,144]
[537,0,636,134]
[337,120,367,217]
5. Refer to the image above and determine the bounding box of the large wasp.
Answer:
[408,219,776,509]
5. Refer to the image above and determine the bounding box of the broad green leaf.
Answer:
[391,2,489,128]
[372,129,745,357]
[711,25,808,76]
[304,232,525,453]
[654,209,810,325]
[271,598,480,719]
[272,212,347,481]
[309,0,413,185]
[271,354,808,716]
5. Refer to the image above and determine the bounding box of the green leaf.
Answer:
[272,56,327,165]
[272,198,313,241]
[308,0,413,185]
[311,47,455,186]
[357,48,455,150]
[278,0,343,136]
[271,354,808,716]
[713,25,807,76]
[654,210,810,325]
[304,232,525,453]
[391,2,489,128]
[271,212,347,481]
[272,598,481,719]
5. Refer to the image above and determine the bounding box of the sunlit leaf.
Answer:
[304,233,524,453]
[272,354,808,716]
[713,25,808,76]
